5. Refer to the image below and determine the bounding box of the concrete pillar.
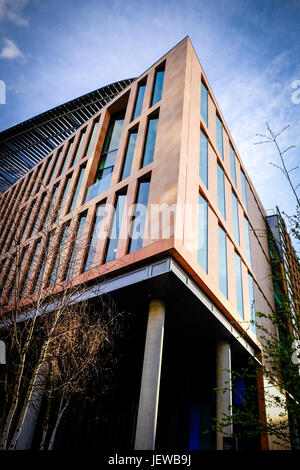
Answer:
[216,339,233,450]
[134,299,165,450]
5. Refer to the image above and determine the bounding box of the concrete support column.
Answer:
[134,299,165,450]
[216,339,233,450]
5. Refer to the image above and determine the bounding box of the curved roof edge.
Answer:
[0,78,135,192]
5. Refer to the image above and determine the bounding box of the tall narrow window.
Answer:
[85,119,99,156]
[133,83,146,120]
[58,149,68,177]
[217,164,226,219]
[128,180,150,253]
[71,129,87,166]
[197,194,208,273]
[232,192,240,244]
[64,213,87,280]
[43,184,59,230]
[21,239,41,295]
[55,175,71,220]
[216,115,224,159]
[121,130,138,181]
[68,166,85,213]
[141,116,158,167]
[234,252,244,318]
[218,225,228,298]
[248,273,256,334]
[151,67,165,106]
[199,130,208,188]
[84,204,105,272]
[49,223,70,284]
[60,138,74,174]
[241,170,248,210]
[51,148,63,182]
[104,193,126,263]
[244,217,252,265]
[85,113,124,202]
[42,157,51,184]
[230,145,237,186]
[201,81,208,127]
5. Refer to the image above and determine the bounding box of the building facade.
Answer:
[0,37,291,450]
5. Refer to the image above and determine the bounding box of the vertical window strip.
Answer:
[121,130,138,180]
[197,194,208,273]
[64,213,87,280]
[104,193,126,263]
[244,217,252,265]
[200,81,208,127]
[128,180,150,253]
[72,129,87,166]
[217,164,226,219]
[142,117,158,167]
[133,83,146,121]
[248,273,256,334]
[41,157,51,184]
[216,115,224,159]
[61,139,74,174]
[151,67,165,106]
[234,252,244,318]
[51,148,63,183]
[230,146,237,186]
[199,130,208,188]
[218,225,228,298]
[56,175,71,220]
[20,239,41,295]
[85,120,99,156]
[232,193,240,244]
[241,171,248,210]
[69,166,85,213]
[49,223,70,284]
[84,204,105,272]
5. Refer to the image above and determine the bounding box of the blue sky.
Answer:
[0,0,299,242]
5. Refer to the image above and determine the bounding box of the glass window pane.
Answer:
[248,273,256,334]
[197,194,208,272]
[56,175,71,220]
[235,252,244,318]
[121,131,137,180]
[217,164,226,219]
[232,192,240,244]
[69,166,85,213]
[84,204,105,271]
[199,130,208,188]
[151,68,165,106]
[241,171,248,210]
[218,226,228,298]
[102,114,124,154]
[65,213,86,280]
[201,82,208,127]
[104,194,126,263]
[128,180,150,253]
[230,145,237,186]
[49,223,70,284]
[85,120,99,156]
[142,117,158,167]
[72,129,86,166]
[244,217,252,265]
[216,115,224,159]
[133,84,146,120]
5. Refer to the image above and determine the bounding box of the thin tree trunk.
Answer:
[39,394,52,450]
[0,358,26,449]
[47,397,69,450]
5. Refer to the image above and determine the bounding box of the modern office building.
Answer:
[0,37,293,450]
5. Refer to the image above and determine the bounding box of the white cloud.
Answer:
[0,38,23,59]
[0,0,28,26]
